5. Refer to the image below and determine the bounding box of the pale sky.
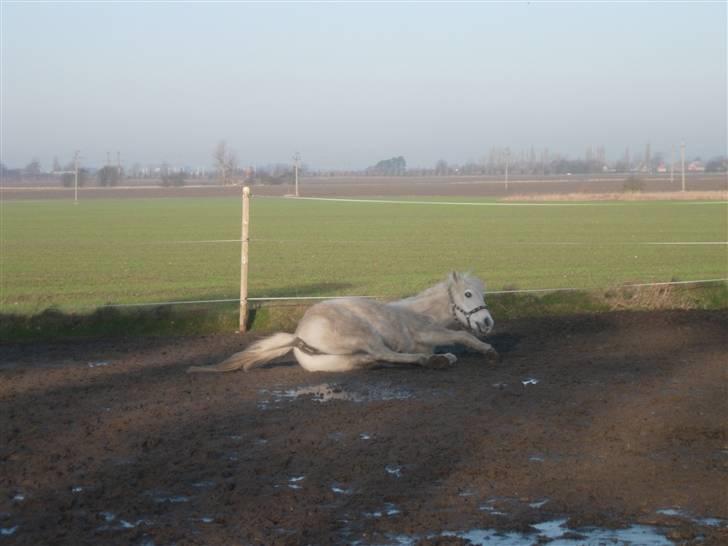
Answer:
[2,1,726,170]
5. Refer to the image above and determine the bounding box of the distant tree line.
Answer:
[366,156,407,176]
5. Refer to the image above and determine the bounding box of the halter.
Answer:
[447,285,489,332]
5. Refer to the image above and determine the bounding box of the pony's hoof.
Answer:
[484,349,500,363]
[425,353,457,369]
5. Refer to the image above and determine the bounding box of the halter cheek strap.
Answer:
[448,286,489,332]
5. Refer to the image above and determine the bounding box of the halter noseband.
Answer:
[448,285,489,332]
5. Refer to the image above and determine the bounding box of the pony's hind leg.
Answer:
[294,349,377,372]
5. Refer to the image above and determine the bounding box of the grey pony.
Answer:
[187,272,497,373]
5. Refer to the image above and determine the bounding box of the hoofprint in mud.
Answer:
[188,272,498,373]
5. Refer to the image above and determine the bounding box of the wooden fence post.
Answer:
[239,186,251,332]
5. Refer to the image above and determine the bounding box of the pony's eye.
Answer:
[464,291,472,298]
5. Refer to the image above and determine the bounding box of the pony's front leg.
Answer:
[416,329,499,361]
[360,344,458,370]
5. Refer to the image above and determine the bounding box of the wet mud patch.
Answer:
[1,310,726,545]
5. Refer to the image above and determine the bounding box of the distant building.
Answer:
[688,161,705,172]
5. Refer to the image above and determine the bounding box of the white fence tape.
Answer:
[100,278,728,309]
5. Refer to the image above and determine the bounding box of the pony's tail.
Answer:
[187,333,297,373]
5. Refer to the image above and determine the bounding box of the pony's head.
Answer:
[447,271,495,336]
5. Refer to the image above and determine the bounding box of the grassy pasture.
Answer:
[2,196,726,317]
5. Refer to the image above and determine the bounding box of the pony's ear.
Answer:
[449,271,460,284]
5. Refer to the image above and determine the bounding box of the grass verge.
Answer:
[2,282,725,343]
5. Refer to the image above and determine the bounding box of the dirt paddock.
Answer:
[1,310,727,545]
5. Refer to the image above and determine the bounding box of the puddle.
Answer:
[144,491,191,503]
[258,383,414,408]
[443,519,673,545]
[71,486,84,493]
[1,526,18,537]
[528,454,545,462]
[528,498,549,508]
[157,495,190,503]
[656,507,727,527]
[331,483,353,495]
[96,512,150,532]
[521,378,540,386]
[199,517,215,524]
[191,480,216,489]
[11,494,24,502]
[360,433,372,440]
[385,465,403,478]
[364,503,401,518]
[88,360,112,368]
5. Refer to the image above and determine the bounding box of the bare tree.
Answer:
[213,140,238,185]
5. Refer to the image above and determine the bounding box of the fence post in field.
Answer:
[239,186,251,332]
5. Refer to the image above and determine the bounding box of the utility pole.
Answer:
[670,145,675,184]
[117,151,121,180]
[74,151,80,205]
[293,152,301,197]
[680,142,686,192]
[504,148,510,192]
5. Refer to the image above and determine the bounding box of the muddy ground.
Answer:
[1,310,727,545]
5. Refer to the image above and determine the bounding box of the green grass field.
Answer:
[2,196,726,318]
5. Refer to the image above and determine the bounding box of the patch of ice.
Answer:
[529,498,549,508]
[71,486,84,493]
[384,503,400,516]
[331,484,353,495]
[522,378,540,386]
[478,504,508,516]
[199,517,214,524]
[289,476,305,482]
[360,433,372,440]
[656,508,684,517]
[192,480,216,489]
[88,361,111,368]
[529,454,545,462]
[385,465,403,478]
[11,494,24,502]
[101,512,116,522]
[228,435,243,441]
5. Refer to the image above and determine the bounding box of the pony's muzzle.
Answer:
[478,314,495,336]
